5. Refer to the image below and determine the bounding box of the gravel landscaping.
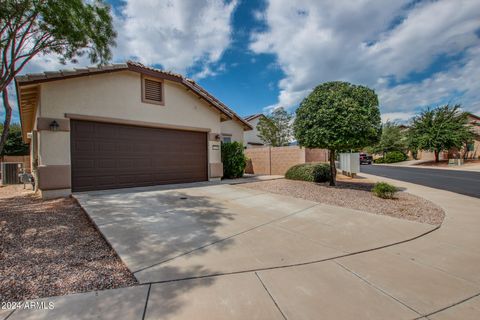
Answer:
[0,185,137,302]
[241,178,445,225]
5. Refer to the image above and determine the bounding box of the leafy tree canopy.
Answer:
[1,0,116,91]
[0,0,117,154]
[256,107,293,147]
[407,104,475,162]
[374,121,407,154]
[0,123,29,155]
[294,81,381,185]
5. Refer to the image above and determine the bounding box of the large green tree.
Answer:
[374,121,407,155]
[256,107,293,147]
[294,81,381,186]
[0,123,29,155]
[407,104,475,162]
[0,0,117,154]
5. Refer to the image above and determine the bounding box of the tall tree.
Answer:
[294,81,381,186]
[374,121,407,155]
[0,0,117,154]
[0,123,29,155]
[407,104,475,162]
[256,107,293,147]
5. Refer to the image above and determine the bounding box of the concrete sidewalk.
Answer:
[5,177,480,319]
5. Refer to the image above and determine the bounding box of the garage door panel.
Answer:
[71,120,208,192]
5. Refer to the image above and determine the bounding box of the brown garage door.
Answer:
[71,120,208,192]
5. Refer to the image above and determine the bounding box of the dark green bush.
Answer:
[374,151,407,163]
[372,182,398,199]
[221,142,247,179]
[285,163,331,183]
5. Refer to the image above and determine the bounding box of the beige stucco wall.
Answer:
[38,131,70,165]
[35,70,229,192]
[40,71,221,132]
[244,117,264,147]
[220,119,244,144]
[38,71,223,166]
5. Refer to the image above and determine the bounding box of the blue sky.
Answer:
[4,0,480,123]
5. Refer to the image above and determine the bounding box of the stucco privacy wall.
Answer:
[35,70,224,195]
[245,146,329,175]
[220,120,244,143]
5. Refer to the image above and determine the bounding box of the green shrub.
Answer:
[285,163,331,183]
[385,151,407,163]
[221,142,247,179]
[372,182,398,199]
[374,151,407,164]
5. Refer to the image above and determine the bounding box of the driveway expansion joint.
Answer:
[255,272,288,320]
[141,284,152,320]
[414,291,480,319]
[136,223,440,285]
[3,310,15,320]
[132,203,321,274]
[334,261,422,317]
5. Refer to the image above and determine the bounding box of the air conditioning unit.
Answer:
[0,162,23,185]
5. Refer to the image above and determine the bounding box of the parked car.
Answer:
[359,153,373,165]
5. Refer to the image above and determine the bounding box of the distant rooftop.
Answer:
[244,113,264,121]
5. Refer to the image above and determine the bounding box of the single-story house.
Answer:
[405,113,480,161]
[16,61,252,198]
[243,113,266,148]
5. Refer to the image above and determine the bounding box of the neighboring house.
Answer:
[405,113,480,161]
[16,61,251,198]
[220,119,245,144]
[243,114,265,148]
[449,113,480,159]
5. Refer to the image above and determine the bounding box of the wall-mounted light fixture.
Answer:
[215,134,221,141]
[49,120,59,131]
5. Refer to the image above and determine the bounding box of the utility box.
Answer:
[1,162,23,185]
[339,153,360,177]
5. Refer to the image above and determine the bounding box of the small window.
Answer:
[142,76,164,105]
[222,136,232,143]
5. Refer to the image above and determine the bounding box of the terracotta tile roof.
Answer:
[15,61,252,130]
[15,63,129,83]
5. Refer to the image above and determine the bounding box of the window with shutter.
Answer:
[142,76,164,105]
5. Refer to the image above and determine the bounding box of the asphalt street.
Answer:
[361,165,480,198]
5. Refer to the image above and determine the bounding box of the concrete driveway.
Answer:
[74,182,434,284]
[8,180,480,320]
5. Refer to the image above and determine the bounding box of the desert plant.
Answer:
[221,142,247,179]
[372,182,398,199]
[285,163,331,183]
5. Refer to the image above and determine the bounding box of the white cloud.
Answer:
[250,0,480,115]
[115,0,238,74]
[381,112,415,124]
[2,0,239,121]
[377,45,480,114]
[13,0,238,77]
